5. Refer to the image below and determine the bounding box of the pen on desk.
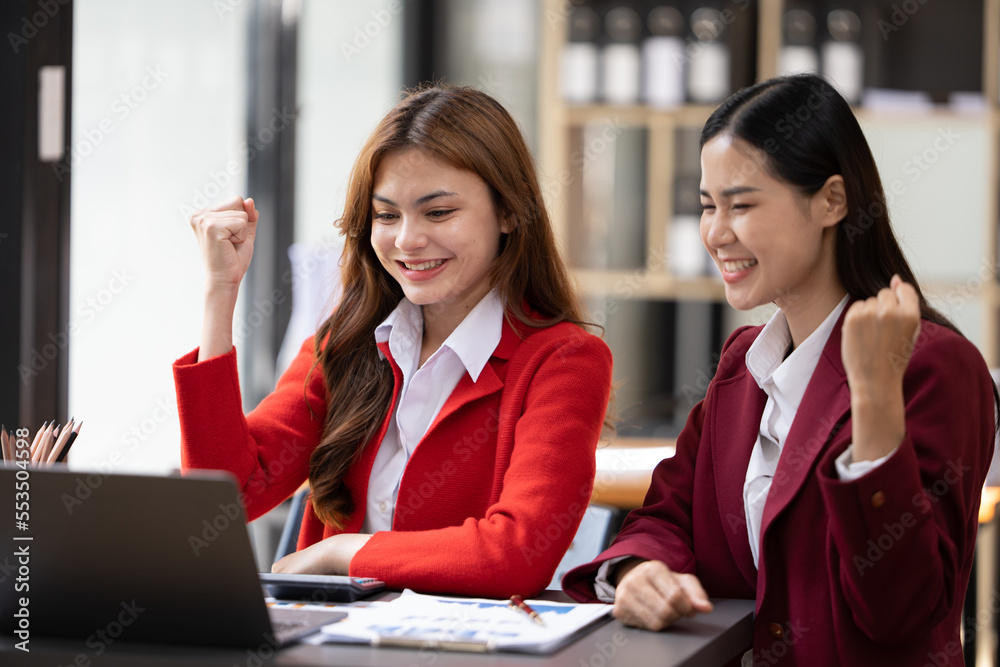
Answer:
[509,595,545,626]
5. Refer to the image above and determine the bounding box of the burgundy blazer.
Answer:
[564,309,995,665]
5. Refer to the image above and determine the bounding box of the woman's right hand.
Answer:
[189,197,259,361]
[612,559,714,631]
[189,196,259,292]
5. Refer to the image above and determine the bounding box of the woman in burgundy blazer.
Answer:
[177,85,612,597]
[564,74,997,664]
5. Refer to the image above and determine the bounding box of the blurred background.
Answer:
[5,0,996,468]
[3,0,545,473]
[4,1,1000,659]
[3,0,1000,587]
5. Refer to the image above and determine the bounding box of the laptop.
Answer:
[0,467,379,648]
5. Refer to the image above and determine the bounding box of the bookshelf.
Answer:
[538,0,1000,445]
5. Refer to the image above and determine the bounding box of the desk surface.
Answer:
[0,597,753,667]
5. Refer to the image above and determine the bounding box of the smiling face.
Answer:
[370,149,509,320]
[699,134,844,317]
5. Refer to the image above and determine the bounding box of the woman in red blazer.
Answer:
[175,84,613,598]
[563,74,998,664]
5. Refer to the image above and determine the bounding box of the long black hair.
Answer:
[702,74,1000,428]
[700,73,956,333]
[308,84,589,528]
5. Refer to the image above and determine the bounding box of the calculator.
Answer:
[259,573,386,602]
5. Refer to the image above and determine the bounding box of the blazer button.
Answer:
[769,622,784,639]
[871,491,886,509]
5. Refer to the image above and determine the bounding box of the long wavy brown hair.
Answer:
[307,84,589,528]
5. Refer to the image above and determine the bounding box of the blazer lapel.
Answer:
[339,314,520,533]
[711,370,768,589]
[340,341,403,534]
[422,316,520,435]
[760,310,852,540]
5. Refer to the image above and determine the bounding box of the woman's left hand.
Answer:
[271,534,372,575]
[841,274,921,461]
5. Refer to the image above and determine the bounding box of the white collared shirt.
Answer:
[743,295,893,568]
[593,294,894,600]
[360,289,504,534]
[743,296,848,568]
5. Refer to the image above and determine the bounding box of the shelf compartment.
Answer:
[574,269,725,301]
[563,104,717,128]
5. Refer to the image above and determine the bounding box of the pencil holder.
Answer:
[2,421,82,467]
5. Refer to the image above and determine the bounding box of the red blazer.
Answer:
[174,314,612,598]
[564,310,995,665]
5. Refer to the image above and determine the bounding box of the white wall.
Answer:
[278,1,403,372]
[68,0,402,473]
[68,0,250,473]
[294,1,402,248]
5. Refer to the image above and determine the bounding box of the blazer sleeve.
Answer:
[561,395,705,601]
[816,328,995,644]
[562,327,752,602]
[173,338,327,521]
[349,331,613,598]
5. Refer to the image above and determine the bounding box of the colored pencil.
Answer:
[47,418,76,464]
[55,420,82,463]
[32,422,57,463]
[28,422,49,462]
[46,418,74,464]
[41,423,59,463]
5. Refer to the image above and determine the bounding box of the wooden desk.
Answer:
[0,596,753,667]
[592,439,675,509]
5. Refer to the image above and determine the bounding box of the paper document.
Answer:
[318,590,612,654]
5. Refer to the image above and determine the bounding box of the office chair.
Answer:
[547,504,622,590]
[274,486,310,563]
